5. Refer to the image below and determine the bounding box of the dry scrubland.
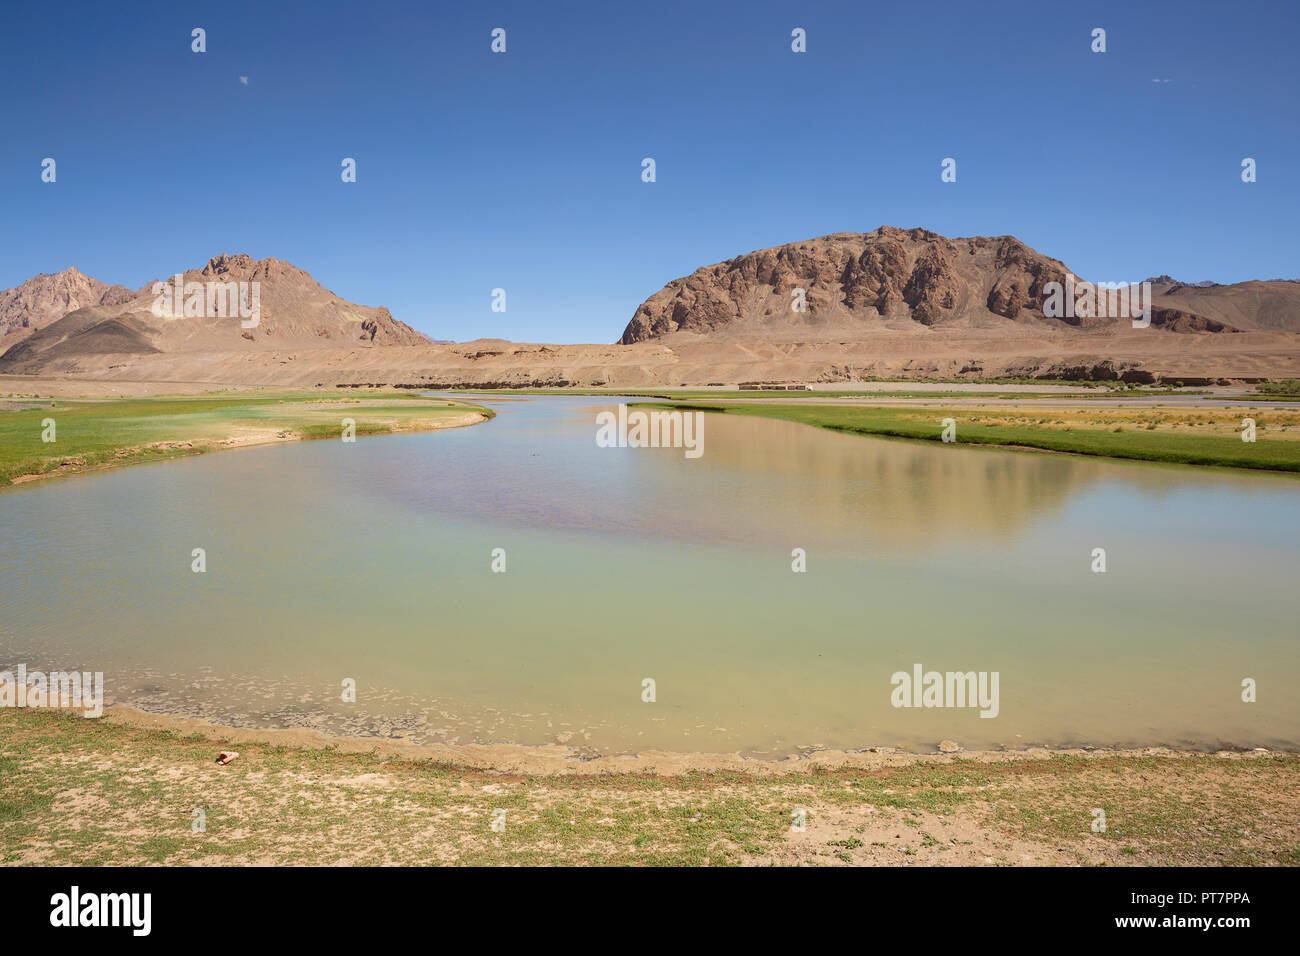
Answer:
[1,712,1296,866]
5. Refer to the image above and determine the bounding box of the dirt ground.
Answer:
[2,710,1295,867]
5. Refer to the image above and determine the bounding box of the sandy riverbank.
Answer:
[98,702,1290,776]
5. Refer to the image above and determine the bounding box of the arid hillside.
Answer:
[619,227,1296,344]
[0,254,427,374]
[1,233,1295,387]
[0,268,134,354]
[1145,276,1300,332]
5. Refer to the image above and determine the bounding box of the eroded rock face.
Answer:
[620,227,1082,343]
[0,254,430,372]
[188,255,429,346]
[0,267,133,353]
[986,237,1068,320]
[1148,307,1240,333]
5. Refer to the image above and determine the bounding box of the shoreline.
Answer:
[3,411,487,488]
[637,400,1300,474]
[97,703,1290,776]
[0,391,493,489]
[4,707,1296,866]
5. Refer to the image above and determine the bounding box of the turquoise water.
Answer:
[1,396,1296,756]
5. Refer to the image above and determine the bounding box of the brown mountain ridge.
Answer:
[620,226,1293,344]
[0,267,134,353]
[0,254,427,373]
[1,230,1296,386]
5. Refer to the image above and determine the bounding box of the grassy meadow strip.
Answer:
[445,384,1202,401]
[635,402,1300,472]
[0,391,492,486]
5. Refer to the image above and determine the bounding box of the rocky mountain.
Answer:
[0,268,134,355]
[0,255,428,373]
[620,227,1294,344]
[1145,276,1300,332]
[2,236,1294,388]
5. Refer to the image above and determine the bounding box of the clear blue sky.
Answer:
[2,0,1296,343]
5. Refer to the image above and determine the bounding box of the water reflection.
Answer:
[1,395,1296,755]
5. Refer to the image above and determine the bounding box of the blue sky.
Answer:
[2,0,1296,343]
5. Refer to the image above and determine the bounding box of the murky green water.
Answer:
[1,396,1296,756]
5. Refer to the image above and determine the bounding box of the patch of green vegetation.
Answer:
[1254,380,1300,399]
[0,753,54,823]
[444,382,1200,401]
[1275,846,1300,865]
[0,391,492,485]
[637,402,1300,473]
[446,387,1072,400]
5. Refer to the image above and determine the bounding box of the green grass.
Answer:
[0,391,492,485]
[443,387,1085,400]
[637,401,1300,473]
[1254,380,1300,400]
[442,383,1202,400]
